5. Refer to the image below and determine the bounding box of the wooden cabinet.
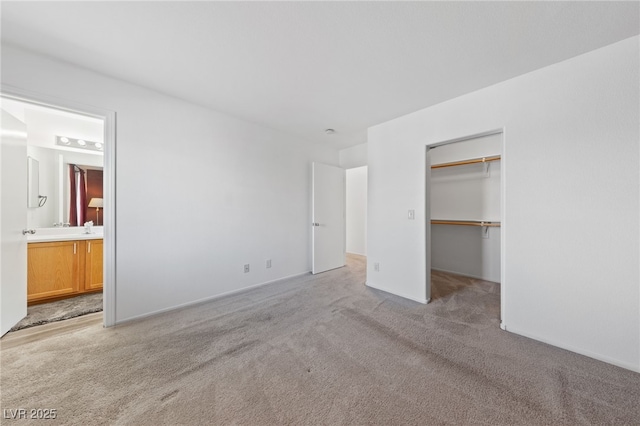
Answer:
[27,239,103,304]
[84,239,103,291]
[27,241,80,302]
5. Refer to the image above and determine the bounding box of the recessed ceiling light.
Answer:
[59,137,70,144]
[95,142,103,149]
[325,129,336,135]
[77,139,86,146]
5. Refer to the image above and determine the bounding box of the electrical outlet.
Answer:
[374,262,380,272]
[266,259,272,268]
[244,264,250,273]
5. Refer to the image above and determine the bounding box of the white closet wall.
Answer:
[430,133,501,282]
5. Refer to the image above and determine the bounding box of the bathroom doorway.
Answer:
[0,90,115,333]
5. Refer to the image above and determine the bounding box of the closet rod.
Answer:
[431,155,501,169]
[431,220,501,227]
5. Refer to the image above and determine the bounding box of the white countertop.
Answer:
[27,226,104,243]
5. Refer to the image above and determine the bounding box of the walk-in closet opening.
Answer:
[426,131,504,326]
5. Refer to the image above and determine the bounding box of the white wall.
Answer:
[339,142,367,169]
[430,133,501,221]
[431,225,501,282]
[367,37,639,371]
[430,133,502,282]
[2,45,339,323]
[346,166,367,255]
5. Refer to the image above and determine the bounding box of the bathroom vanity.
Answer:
[27,229,103,304]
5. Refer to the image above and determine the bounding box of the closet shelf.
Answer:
[431,220,501,227]
[431,155,501,169]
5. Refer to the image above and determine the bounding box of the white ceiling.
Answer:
[1,2,638,150]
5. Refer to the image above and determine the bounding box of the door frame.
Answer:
[425,128,506,329]
[1,84,117,327]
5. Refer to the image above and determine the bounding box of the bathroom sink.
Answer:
[27,226,103,242]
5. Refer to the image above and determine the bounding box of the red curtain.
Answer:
[78,169,87,225]
[69,165,77,225]
[69,165,87,226]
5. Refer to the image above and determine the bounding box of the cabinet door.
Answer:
[27,241,80,302]
[85,239,103,291]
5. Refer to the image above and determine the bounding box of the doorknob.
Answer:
[312,223,320,227]
[22,229,36,235]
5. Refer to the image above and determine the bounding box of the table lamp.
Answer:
[88,198,104,226]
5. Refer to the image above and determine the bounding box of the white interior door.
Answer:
[0,110,28,336]
[312,162,345,274]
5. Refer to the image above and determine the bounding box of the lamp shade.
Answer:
[88,198,103,208]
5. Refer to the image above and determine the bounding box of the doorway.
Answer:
[346,166,367,257]
[426,130,504,326]
[345,165,367,281]
[0,89,115,331]
[310,162,367,275]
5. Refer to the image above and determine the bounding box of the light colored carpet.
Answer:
[1,254,639,425]
[10,292,103,332]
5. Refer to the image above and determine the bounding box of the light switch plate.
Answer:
[408,210,415,220]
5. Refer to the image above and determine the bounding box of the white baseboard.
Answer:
[365,281,429,304]
[431,267,500,284]
[115,271,312,325]
[505,324,640,373]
